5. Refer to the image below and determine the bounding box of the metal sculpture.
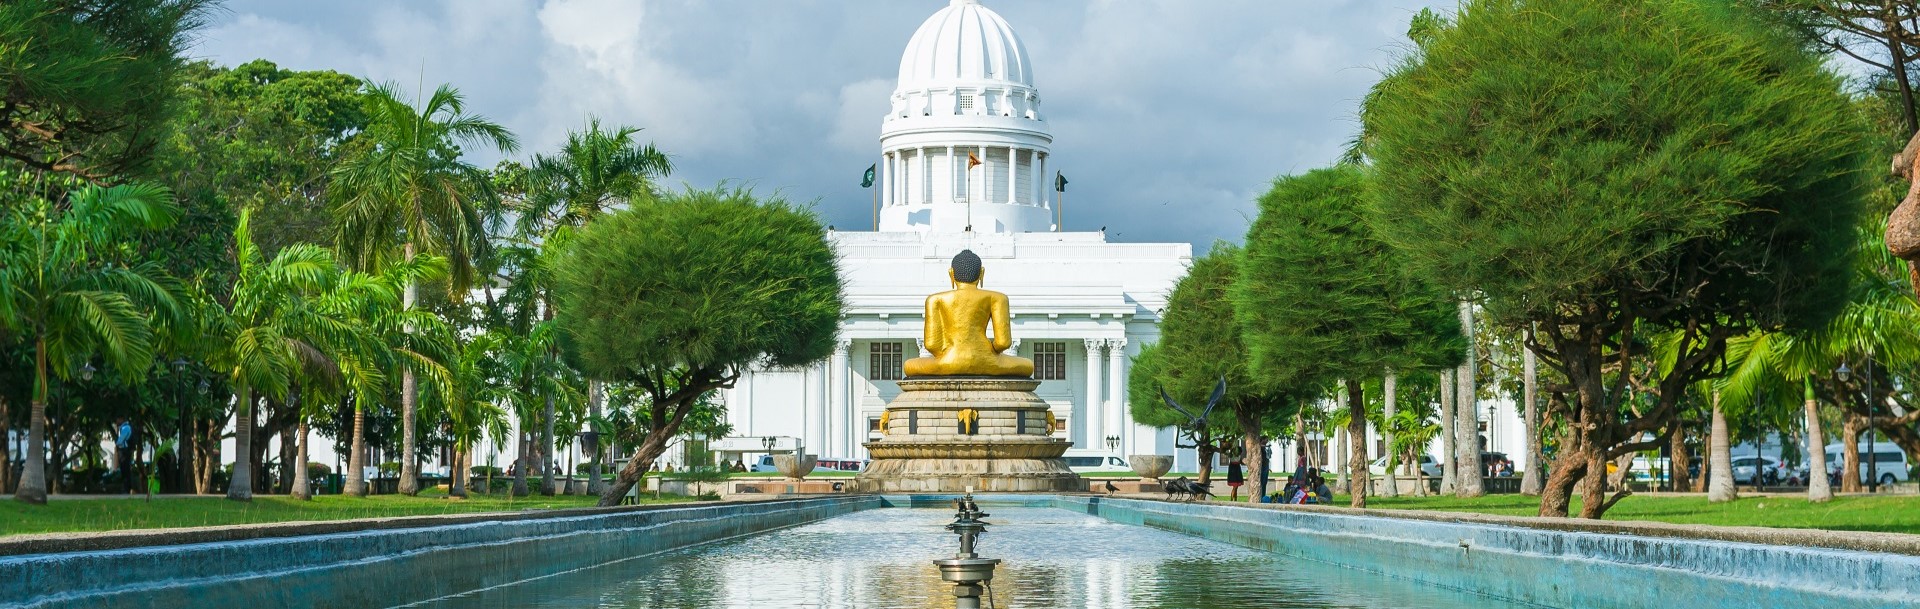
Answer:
[1159,377,1227,450]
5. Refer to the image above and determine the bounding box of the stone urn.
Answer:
[774,454,817,481]
[1129,455,1174,481]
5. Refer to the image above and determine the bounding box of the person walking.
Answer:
[1227,458,1245,501]
[114,417,134,494]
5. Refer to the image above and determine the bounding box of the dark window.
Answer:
[1033,342,1067,380]
[869,342,904,381]
[868,417,882,433]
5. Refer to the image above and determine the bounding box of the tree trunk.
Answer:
[196,419,218,494]
[1237,409,1265,504]
[1347,379,1369,508]
[0,395,10,495]
[177,389,192,493]
[276,422,296,494]
[541,394,556,496]
[1670,425,1693,494]
[347,399,367,497]
[1805,380,1832,503]
[597,400,702,506]
[398,241,421,496]
[1381,370,1399,498]
[1196,442,1217,487]
[16,340,51,504]
[1408,445,1429,496]
[512,432,530,497]
[1439,369,1457,495]
[1519,337,1543,496]
[449,445,467,497]
[1706,396,1737,503]
[1888,15,1919,137]
[588,380,604,495]
[228,386,254,501]
[1576,448,1609,518]
[1537,414,1590,517]
[292,418,311,500]
[1840,415,1864,493]
[1454,301,1485,497]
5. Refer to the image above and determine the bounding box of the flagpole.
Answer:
[872,185,879,231]
[1057,190,1064,232]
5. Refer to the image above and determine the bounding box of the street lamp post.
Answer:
[1103,435,1120,454]
[1836,360,1879,492]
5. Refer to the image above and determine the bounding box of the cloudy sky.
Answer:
[194,0,1445,251]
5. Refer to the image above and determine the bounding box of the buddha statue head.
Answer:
[950,249,984,286]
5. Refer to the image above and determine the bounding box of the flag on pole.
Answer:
[967,152,982,169]
[861,164,876,188]
[1055,171,1068,193]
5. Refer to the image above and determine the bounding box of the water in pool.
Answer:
[413,507,1528,608]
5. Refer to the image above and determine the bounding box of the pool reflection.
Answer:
[414,507,1526,609]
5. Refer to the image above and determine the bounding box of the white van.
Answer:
[1819,442,1911,486]
[1063,455,1131,473]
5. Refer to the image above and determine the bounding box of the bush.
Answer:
[307,462,332,477]
[470,465,504,478]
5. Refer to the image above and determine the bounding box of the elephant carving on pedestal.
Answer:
[1888,132,1920,298]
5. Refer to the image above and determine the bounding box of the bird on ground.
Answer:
[1104,480,1118,496]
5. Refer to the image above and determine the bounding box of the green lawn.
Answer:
[0,489,692,537]
[1327,493,1920,535]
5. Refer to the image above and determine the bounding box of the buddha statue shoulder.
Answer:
[902,250,1035,378]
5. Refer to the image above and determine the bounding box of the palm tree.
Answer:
[507,119,670,494]
[1387,404,1443,497]
[331,81,517,495]
[207,211,367,501]
[0,182,182,504]
[426,331,511,497]
[340,256,456,497]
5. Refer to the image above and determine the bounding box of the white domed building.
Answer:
[715,0,1198,472]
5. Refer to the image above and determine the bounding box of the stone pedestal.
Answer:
[852,377,1081,493]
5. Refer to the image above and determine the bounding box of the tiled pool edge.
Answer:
[1059,496,1920,609]
[0,496,881,609]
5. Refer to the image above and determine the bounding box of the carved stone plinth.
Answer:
[852,377,1082,493]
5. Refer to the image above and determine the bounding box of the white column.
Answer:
[829,339,850,458]
[917,147,928,205]
[1084,339,1105,450]
[1007,146,1020,204]
[946,145,957,202]
[805,361,825,457]
[882,152,894,208]
[1106,337,1127,455]
[1037,152,1048,210]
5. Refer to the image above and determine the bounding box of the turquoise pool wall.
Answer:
[0,496,880,609]
[1054,496,1920,609]
[7,494,1918,608]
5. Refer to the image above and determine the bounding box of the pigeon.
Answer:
[1104,480,1119,496]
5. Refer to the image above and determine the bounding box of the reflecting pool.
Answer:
[414,507,1529,608]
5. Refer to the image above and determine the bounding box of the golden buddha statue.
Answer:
[903,250,1035,378]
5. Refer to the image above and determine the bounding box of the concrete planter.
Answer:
[1129,455,1173,481]
[774,454,818,480]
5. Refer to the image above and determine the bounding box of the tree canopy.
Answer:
[552,186,843,505]
[1362,0,1872,517]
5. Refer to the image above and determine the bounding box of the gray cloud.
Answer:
[195,0,1444,250]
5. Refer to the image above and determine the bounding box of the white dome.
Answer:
[875,0,1054,235]
[898,0,1033,89]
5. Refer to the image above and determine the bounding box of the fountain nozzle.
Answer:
[935,491,1000,609]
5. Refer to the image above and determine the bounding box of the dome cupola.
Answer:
[875,0,1055,234]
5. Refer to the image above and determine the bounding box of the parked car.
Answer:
[1064,455,1132,473]
[1798,443,1911,487]
[1369,455,1443,479]
[1729,455,1783,485]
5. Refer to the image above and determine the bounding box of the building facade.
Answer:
[718,0,1195,467]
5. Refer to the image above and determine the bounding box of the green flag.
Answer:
[861,164,876,188]
[1054,171,1068,193]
